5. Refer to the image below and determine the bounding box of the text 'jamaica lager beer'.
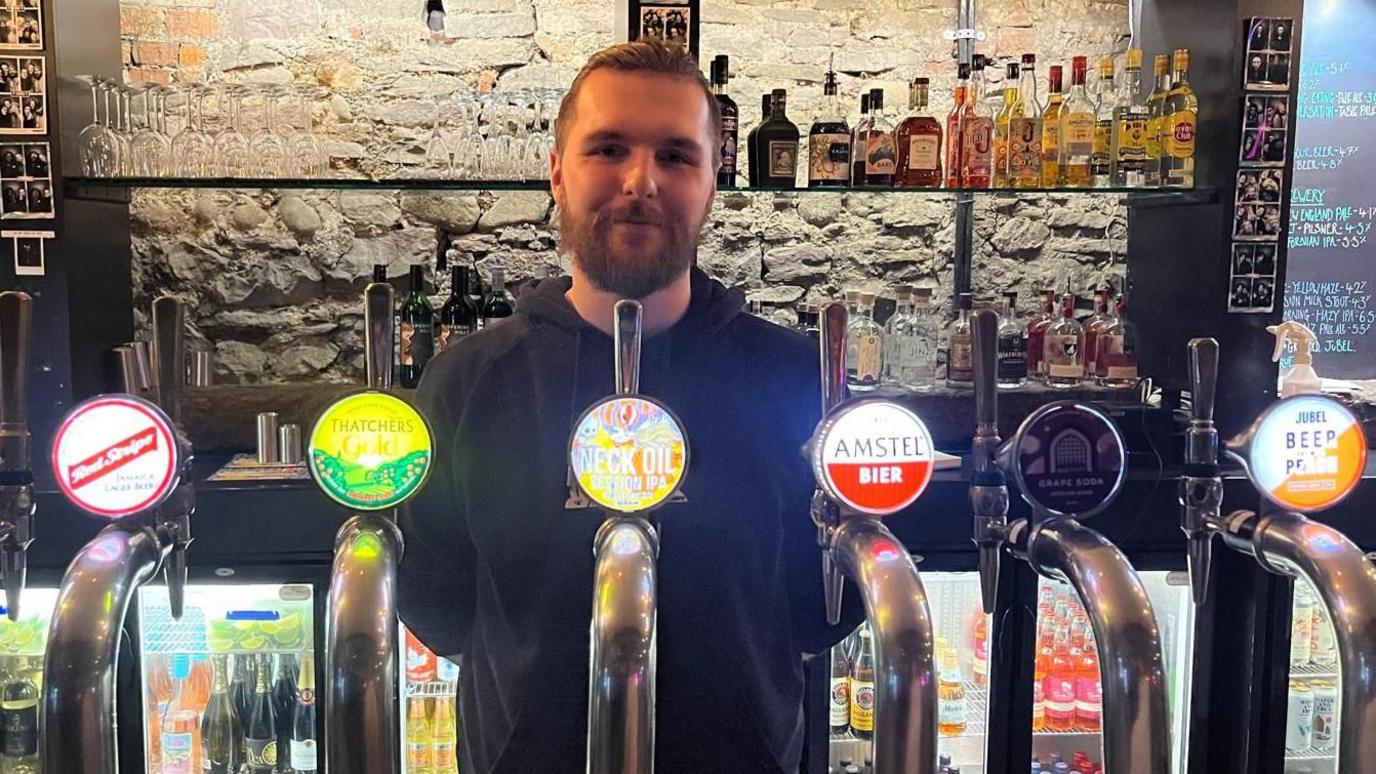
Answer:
[245,653,278,772]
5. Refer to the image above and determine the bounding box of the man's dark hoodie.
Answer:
[399,267,861,773]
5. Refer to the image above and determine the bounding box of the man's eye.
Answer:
[591,146,624,158]
[661,151,694,165]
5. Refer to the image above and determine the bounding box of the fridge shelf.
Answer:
[1291,662,1339,679]
[1286,747,1337,760]
[1034,727,1105,737]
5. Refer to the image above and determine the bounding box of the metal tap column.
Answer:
[1179,338,1222,605]
[968,309,1008,615]
[0,291,34,620]
[327,281,404,774]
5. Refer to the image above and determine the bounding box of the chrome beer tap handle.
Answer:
[969,308,1008,615]
[818,302,848,625]
[615,300,643,397]
[1180,337,1223,605]
[151,296,194,619]
[365,282,395,391]
[0,291,32,620]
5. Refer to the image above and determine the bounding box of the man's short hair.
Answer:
[554,38,722,162]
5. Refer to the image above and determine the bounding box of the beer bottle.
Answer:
[407,695,435,774]
[290,653,318,773]
[244,653,278,772]
[830,642,851,737]
[201,654,241,774]
[432,694,459,773]
[848,626,876,740]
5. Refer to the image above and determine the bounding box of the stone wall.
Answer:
[121,0,1130,383]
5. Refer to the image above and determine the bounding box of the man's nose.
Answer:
[620,149,659,200]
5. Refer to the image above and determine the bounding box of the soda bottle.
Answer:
[432,694,458,773]
[407,696,435,773]
[1045,641,1076,731]
[1075,647,1102,731]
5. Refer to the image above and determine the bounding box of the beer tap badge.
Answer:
[1010,402,1126,520]
[51,395,180,518]
[308,391,433,511]
[569,396,688,513]
[1247,395,1366,512]
[812,400,935,516]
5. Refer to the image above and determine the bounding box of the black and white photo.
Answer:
[1270,19,1292,52]
[1237,170,1262,202]
[0,143,20,178]
[1246,52,1269,86]
[1245,95,1265,128]
[0,0,40,50]
[1233,243,1256,275]
[1231,277,1255,309]
[1259,168,1283,201]
[22,141,43,177]
[632,0,693,53]
[1255,244,1277,275]
[1253,278,1275,309]
[1262,128,1287,163]
[23,179,46,214]
[1248,18,1270,53]
[5,229,50,277]
[1268,53,1292,87]
[1265,96,1288,129]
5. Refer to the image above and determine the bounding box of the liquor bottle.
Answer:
[746,93,769,188]
[830,642,851,737]
[895,77,943,187]
[202,654,240,774]
[994,62,1021,188]
[1081,289,1112,379]
[961,56,995,188]
[1162,48,1198,188]
[271,654,298,774]
[399,264,434,389]
[885,286,936,390]
[1026,289,1055,381]
[756,89,800,189]
[1144,54,1171,187]
[161,654,203,774]
[371,264,388,284]
[407,696,435,773]
[809,59,851,189]
[481,266,514,328]
[937,646,967,735]
[946,292,974,386]
[432,694,458,773]
[1009,56,1043,188]
[1059,56,1096,188]
[1095,295,1139,388]
[845,291,885,391]
[945,63,970,188]
[851,92,871,187]
[862,89,896,187]
[1091,56,1116,187]
[711,55,739,188]
[1041,66,1065,187]
[437,264,479,353]
[997,290,1028,388]
[795,303,820,339]
[0,657,37,774]
[244,653,278,773]
[1044,293,1085,388]
[290,653,317,773]
[849,626,875,741]
[1111,49,1150,187]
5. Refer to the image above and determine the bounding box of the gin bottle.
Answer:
[846,291,885,391]
[885,287,935,390]
[996,290,1028,388]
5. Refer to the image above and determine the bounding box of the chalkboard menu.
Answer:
[1284,0,1376,378]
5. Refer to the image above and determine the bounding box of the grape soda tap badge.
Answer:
[1244,394,1366,512]
[308,391,433,511]
[51,395,181,519]
[1006,401,1126,519]
[811,400,935,516]
[568,396,688,513]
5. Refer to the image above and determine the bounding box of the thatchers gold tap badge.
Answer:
[308,392,433,511]
[569,396,688,513]
[51,395,180,519]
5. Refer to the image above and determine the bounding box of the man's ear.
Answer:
[550,146,565,211]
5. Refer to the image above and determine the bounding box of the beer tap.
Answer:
[969,308,1171,774]
[0,292,33,621]
[43,295,195,774]
[810,302,938,774]
[1178,337,1376,772]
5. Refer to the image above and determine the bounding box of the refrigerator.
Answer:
[401,626,460,774]
[1279,576,1338,774]
[0,587,58,774]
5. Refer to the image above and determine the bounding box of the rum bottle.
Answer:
[946,64,970,188]
[845,291,885,391]
[961,56,995,188]
[1059,56,1096,188]
[1044,293,1085,388]
[851,92,871,187]
[1145,54,1170,187]
[1111,48,1150,187]
[994,62,1021,188]
[1041,66,1065,187]
[862,88,896,187]
[746,93,769,187]
[809,58,850,189]
[711,55,739,188]
[1009,55,1042,188]
[946,292,974,386]
[756,89,800,189]
[1162,48,1197,188]
[895,77,942,187]
[1091,56,1116,187]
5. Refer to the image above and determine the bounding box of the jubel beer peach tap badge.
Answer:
[308,391,433,511]
[51,395,181,519]
[812,400,935,516]
[569,396,689,513]
[1248,395,1366,512]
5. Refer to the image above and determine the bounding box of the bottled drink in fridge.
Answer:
[937,646,966,735]
[407,695,435,773]
[291,653,318,773]
[432,693,459,773]
[244,653,278,772]
[271,654,298,774]
[830,642,850,737]
[848,627,875,741]
[1292,583,1315,668]
[0,656,39,773]
[231,654,256,764]
[161,654,203,774]
[202,654,242,774]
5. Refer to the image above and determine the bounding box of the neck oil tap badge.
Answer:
[1245,395,1366,512]
[812,400,935,516]
[51,395,181,519]
[569,396,688,513]
[308,392,433,511]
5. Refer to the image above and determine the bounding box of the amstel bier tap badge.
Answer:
[51,395,181,519]
[569,396,689,513]
[308,391,433,511]
[812,400,935,516]
[1247,395,1366,512]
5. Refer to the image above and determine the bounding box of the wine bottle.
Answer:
[290,653,318,773]
[1,656,39,771]
[271,654,298,774]
[481,267,514,328]
[202,654,241,774]
[399,264,434,388]
[437,264,479,353]
[230,654,256,766]
[244,653,278,773]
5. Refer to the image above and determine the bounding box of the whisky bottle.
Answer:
[1162,48,1198,188]
[994,62,1021,188]
[1111,49,1151,187]
[851,92,871,187]
[1091,56,1116,187]
[809,58,850,189]
[895,77,943,187]
[845,291,885,391]
[997,290,1028,388]
[757,89,800,189]
[862,88,897,187]
[946,292,974,386]
[1009,56,1043,188]
[1059,56,1096,188]
[961,56,995,188]
[1144,54,1170,187]
[746,93,769,188]
[1026,288,1055,381]
[1041,65,1064,187]
[1044,293,1085,388]
[945,64,970,188]
[711,55,739,188]
[399,264,434,389]
[1082,288,1113,378]
[1096,294,1139,388]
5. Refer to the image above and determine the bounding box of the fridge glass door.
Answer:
[401,626,460,774]
[138,583,318,774]
[1029,571,1194,774]
[1282,576,1337,773]
[0,588,57,774]
[828,571,989,773]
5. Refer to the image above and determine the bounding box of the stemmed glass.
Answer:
[212,84,251,177]
[129,85,171,177]
[112,85,137,176]
[254,85,290,178]
[423,95,452,179]
[170,85,215,177]
[77,75,121,176]
[285,85,325,177]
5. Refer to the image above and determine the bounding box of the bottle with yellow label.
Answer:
[1162,48,1197,188]
[1111,49,1151,187]
[1059,56,1097,188]
[407,695,435,774]
[1091,56,1116,187]
[1041,65,1065,186]
[994,61,1022,188]
[432,694,459,773]
[1144,54,1171,187]
[849,626,876,740]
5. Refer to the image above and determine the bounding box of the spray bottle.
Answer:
[1266,320,1322,397]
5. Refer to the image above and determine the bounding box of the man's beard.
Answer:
[559,199,702,299]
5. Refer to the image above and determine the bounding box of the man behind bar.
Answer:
[400,38,861,773]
